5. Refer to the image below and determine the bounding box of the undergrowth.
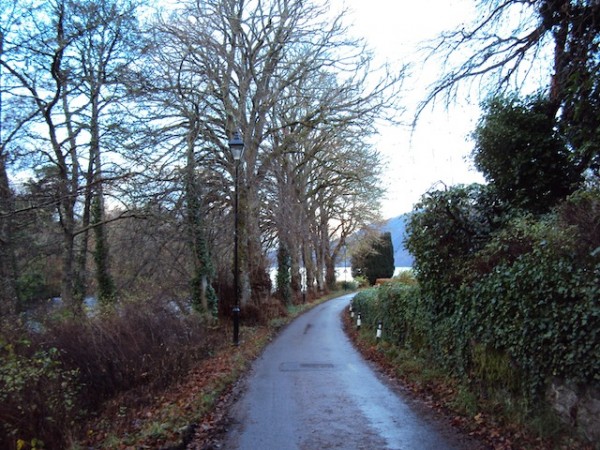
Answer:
[345,297,594,450]
[76,289,345,449]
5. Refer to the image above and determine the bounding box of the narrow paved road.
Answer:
[217,294,480,450]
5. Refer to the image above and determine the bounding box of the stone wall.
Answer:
[547,379,600,443]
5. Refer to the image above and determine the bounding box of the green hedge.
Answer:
[371,187,600,405]
[352,282,430,354]
[352,239,599,404]
[464,250,600,396]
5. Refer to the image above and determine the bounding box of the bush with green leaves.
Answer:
[463,207,600,399]
[16,269,56,311]
[405,183,510,316]
[337,280,358,291]
[352,281,429,353]
[472,94,582,214]
[352,275,369,288]
[375,186,600,409]
[0,336,81,449]
[351,232,395,285]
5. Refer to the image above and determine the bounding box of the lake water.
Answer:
[334,266,413,283]
[269,267,412,289]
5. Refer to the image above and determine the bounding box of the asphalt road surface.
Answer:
[217,293,481,450]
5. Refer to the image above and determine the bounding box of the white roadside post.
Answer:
[376,321,383,342]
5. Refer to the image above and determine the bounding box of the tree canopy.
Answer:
[422,0,600,179]
[351,231,395,285]
[0,0,404,314]
[472,94,582,214]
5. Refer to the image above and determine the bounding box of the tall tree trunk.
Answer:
[60,78,87,306]
[74,155,93,304]
[240,174,271,306]
[185,127,211,312]
[92,193,115,304]
[276,243,292,305]
[59,198,77,310]
[0,155,17,316]
[303,238,315,296]
[314,202,329,292]
[289,234,301,296]
[325,252,336,291]
[90,94,115,304]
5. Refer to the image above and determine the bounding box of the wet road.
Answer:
[218,294,479,450]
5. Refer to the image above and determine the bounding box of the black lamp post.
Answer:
[229,132,244,346]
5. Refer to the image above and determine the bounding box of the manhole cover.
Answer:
[279,362,335,372]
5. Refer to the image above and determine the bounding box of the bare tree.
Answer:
[72,0,143,304]
[421,0,600,175]
[157,0,404,308]
[265,94,386,295]
[1,0,144,309]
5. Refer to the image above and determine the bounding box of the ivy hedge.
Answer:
[351,283,429,354]
[352,188,600,408]
[464,238,599,395]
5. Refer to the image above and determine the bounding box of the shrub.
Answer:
[360,189,600,408]
[0,333,81,449]
[465,233,599,399]
[0,298,222,448]
[353,275,369,288]
[405,184,510,317]
[393,270,417,286]
[15,270,57,311]
[337,280,358,291]
[352,282,429,353]
[42,299,220,406]
[403,186,599,398]
[351,232,395,285]
[472,94,582,214]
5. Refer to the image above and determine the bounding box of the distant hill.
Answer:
[379,214,414,267]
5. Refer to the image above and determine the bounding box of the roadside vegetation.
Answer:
[1,0,599,448]
[0,0,391,448]
[0,288,351,449]
[349,183,599,449]
[348,260,596,449]
[346,1,600,444]
[346,92,600,449]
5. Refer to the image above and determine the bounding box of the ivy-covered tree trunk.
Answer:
[74,160,93,305]
[90,90,115,305]
[302,238,315,296]
[0,156,17,316]
[92,194,115,304]
[324,250,336,291]
[276,243,292,305]
[289,234,302,296]
[59,199,78,310]
[185,129,213,313]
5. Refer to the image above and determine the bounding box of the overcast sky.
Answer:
[332,0,486,218]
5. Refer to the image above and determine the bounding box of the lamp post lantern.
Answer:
[229,132,244,346]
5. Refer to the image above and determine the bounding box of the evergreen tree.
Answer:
[473,94,581,214]
[276,244,292,305]
[351,232,395,285]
